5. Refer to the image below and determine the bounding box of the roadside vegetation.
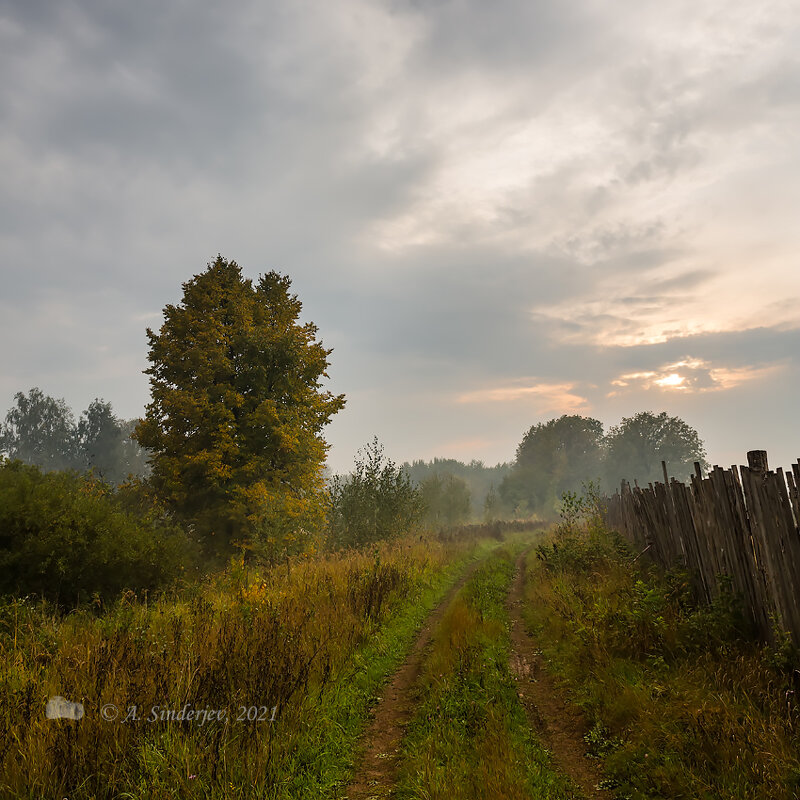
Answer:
[1,536,490,799]
[327,436,424,549]
[0,460,196,605]
[395,545,577,800]
[521,491,800,800]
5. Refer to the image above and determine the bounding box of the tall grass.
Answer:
[1,536,483,799]
[523,524,800,799]
[395,546,576,800]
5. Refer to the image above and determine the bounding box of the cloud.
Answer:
[457,380,589,414]
[1,0,799,474]
[609,356,786,395]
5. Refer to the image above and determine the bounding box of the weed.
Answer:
[0,536,483,798]
[522,520,800,799]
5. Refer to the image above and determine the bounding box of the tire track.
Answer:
[342,556,484,800]
[506,550,611,800]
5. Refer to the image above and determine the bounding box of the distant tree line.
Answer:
[401,458,511,526]
[327,449,512,545]
[0,387,149,484]
[498,411,708,517]
[330,410,708,535]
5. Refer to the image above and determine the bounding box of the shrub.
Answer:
[0,460,196,605]
[327,438,424,549]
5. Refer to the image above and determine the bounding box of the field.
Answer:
[3,536,482,798]
[3,521,800,799]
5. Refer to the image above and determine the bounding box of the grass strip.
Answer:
[395,545,576,800]
[522,524,800,800]
[275,538,503,799]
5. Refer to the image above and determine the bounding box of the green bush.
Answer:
[0,460,196,605]
[327,437,424,549]
[535,527,747,660]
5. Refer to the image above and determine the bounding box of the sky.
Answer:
[1,0,799,476]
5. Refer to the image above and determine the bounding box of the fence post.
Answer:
[747,450,769,474]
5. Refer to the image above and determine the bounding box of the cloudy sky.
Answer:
[2,0,799,475]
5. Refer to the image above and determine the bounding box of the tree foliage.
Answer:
[402,457,510,517]
[77,399,150,483]
[419,473,471,530]
[500,414,605,515]
[499,411,708,516]
[483,484,501,522]
[0,388,77,472]
[133,256,345,559]
[77,399,125,478]
[328,437,423,548]
[0,460,195,605]
[0,388,147,482]
[604,410,709,487]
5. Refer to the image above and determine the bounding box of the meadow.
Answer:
[1,535,491,799]
[3,489,800,799]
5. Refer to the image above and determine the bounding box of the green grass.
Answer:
[272,538,504,799]
[395,545,577,800]
[1,536,498,799]
[522,524,800,800]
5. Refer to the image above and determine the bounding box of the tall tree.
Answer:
[75,400,151,484]
[77,399,126,482]
[134,257,345,559]
[604,411,708,487]
[118,419,152,479]
[0,388,78,472]
[500,415,604,515]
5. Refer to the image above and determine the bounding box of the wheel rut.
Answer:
[506,550,611,800]
[342,557,483,800]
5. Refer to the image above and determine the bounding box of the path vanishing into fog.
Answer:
[343,557,484,800]
[344,546,609,800]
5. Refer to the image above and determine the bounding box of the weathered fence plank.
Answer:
[604,451,800,644]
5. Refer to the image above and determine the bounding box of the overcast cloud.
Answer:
[1,0,799,474]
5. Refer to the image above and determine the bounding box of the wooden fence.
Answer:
[604,451,800,644]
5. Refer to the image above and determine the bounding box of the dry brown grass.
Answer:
[0,536,472,799]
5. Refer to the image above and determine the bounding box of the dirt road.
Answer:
[343,557,483,800]
[506,550,611,799]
